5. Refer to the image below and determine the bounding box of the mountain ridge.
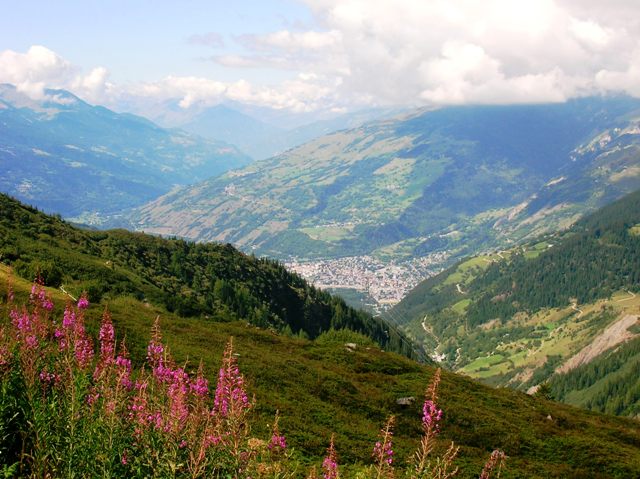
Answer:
[0,84,251,219]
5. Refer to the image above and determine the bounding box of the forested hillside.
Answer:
[462,189,640,327]
[0,194,416,357]
[393,189,640,415]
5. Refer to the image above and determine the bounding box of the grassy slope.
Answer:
[2,266,640,478]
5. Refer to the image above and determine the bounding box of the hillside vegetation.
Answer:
[393,189,640,416]
[0,194,415,358]
[1,267,640,477]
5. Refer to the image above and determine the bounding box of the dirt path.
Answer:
[571,302,583,318]
[59,285,77,302]
[556,314,639,374]
[616,290,636,302]
[421,316,441,346]
[456,283,466,294]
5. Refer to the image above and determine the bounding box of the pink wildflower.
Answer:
[98,309,115,359]
[115,354,133,389]
[77,293,89,310]
[204,435,222,448]
[422,399,443,432]
[422,368,443,434]
[62,305,76,329]
[373,417,394,467]
[147,317,164,367]
[39,370,56,385]
[190,361,209,397]
[166,367,190,431]
[86,389,100,406]
[94,309,115,379]
[322,434,339,479]
[213,338,250,417]
[268,411,287,452]
[479,450,506,479]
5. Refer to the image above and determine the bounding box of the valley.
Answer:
[129,98,640,303]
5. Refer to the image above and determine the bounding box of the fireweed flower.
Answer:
[115,354,133,389]
[62,304,76,329]
[213,338,250,417]
[39,369,56,385]
[41,295,54,311]
[94,309,115,380]
[268,411,287,453]
[189,360,209,398]
[373,416,395,472]
[147,317,164,367]
[166,366,190,431]
[479,450,506,479]
[422,368,442,434]
[322,434,339,479]
[422,399,443,433]
[73,315,94,369]
[77,293,89,310]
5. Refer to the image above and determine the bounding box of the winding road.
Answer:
[616,290,636,303]
[571,301,584,319]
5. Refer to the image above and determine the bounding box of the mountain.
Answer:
[0,193,416,358]
[180,105,285,160]
[175,103,404,160]
[0,84,251,220]
[2,232,640,477]
[392,189,640,416]
[129,96,640,270]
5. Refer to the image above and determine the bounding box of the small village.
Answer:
[286,251,449,309]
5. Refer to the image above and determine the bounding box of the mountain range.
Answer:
[0,84,250,221]
[128,96,640,269]
[144,100,403,160]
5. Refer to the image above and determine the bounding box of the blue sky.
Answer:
[1,1,640,113]
[0,0,314,83]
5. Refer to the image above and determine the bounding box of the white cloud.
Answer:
[297,0,640,105]
[0,45,74,99]
[237,30,341,52]
[4,1,640,113]
[188,32,225,47]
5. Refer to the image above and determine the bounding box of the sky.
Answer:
[1,0,640,114]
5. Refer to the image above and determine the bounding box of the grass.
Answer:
[3,268,640,477]
[442,256,492,286]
